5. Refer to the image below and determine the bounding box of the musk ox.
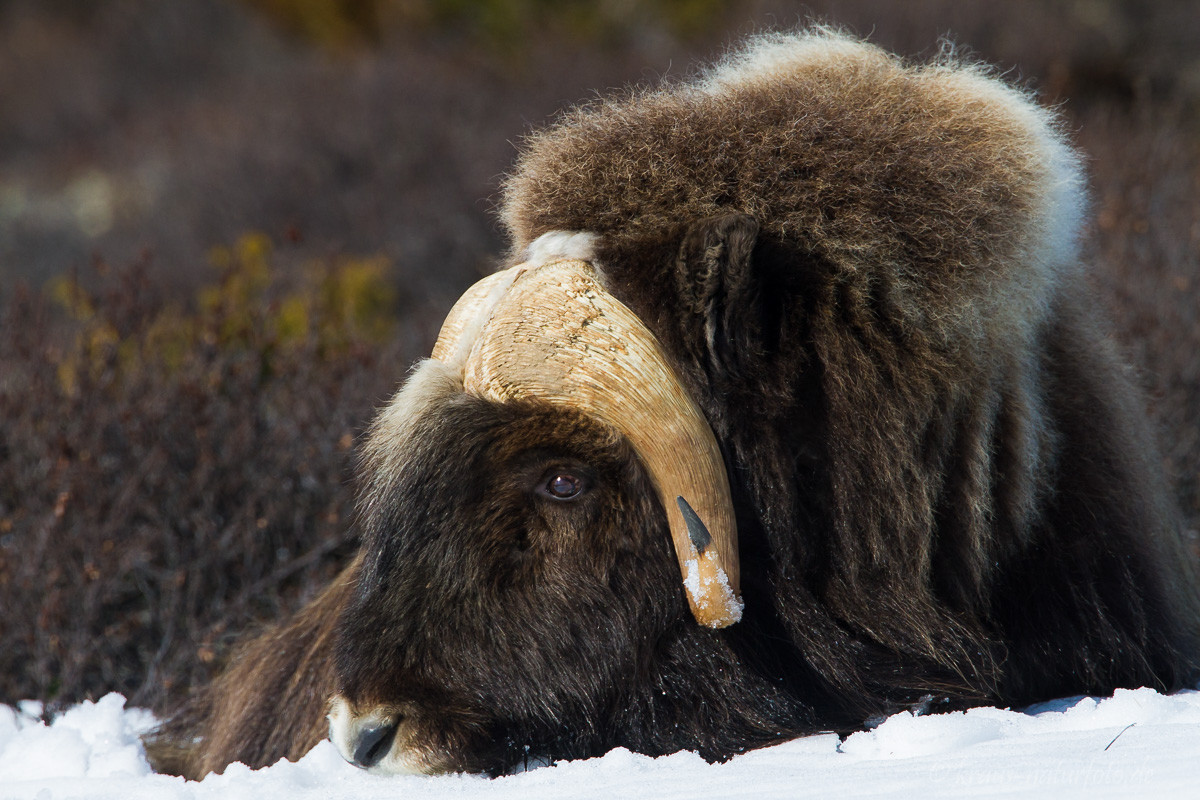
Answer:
[146,29,1200,778]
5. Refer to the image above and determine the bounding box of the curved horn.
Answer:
[453,258,741,628]
[431,265,525,369]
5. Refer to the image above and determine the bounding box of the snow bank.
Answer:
[3,688,1199,799]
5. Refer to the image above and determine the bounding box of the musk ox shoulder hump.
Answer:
[501,28,1085,347]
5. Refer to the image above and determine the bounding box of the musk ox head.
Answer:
[327,250,745,773]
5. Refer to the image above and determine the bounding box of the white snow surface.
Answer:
[3,688,1200,799]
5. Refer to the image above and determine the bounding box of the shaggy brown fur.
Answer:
[146,29,1200,778]
[146,560,356,778]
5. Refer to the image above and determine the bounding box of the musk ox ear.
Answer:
[675,213,765,383]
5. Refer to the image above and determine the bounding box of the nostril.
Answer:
[352,720,399,769]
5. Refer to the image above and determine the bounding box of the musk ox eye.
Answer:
[543,473,584,500]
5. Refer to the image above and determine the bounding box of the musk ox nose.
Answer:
[329,696,412,773]
[352,719,399,769]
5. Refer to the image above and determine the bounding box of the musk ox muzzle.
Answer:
[328,248,742,773]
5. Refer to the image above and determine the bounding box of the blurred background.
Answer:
[1,0,1197,717]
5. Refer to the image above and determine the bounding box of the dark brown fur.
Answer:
[146,30,1200,778]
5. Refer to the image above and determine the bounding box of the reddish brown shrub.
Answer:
[0,240,436,711]
[0,0,1196,718]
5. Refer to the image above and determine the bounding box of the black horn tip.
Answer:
[676,496,712,555]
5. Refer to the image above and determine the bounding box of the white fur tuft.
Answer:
[698,27,885,94]
[523,230,598,266]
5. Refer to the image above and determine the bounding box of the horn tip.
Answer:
[676,495,713,555]
[683,550,744,628]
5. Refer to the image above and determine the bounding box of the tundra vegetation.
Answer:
[0,0,1197,774]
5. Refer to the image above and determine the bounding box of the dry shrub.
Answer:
[0,0,1197,718]
[0,236,436,711]
[1079,105,1200,533]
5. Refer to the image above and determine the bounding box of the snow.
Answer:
[3,688,1200,799]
